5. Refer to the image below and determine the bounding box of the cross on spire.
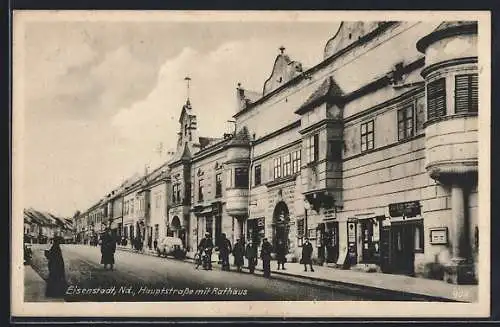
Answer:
[184,76,191,101]
[279,46,286,54]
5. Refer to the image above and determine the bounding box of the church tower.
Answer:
[176,77,200,153]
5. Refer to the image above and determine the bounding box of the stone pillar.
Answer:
[450,184,466,262]
[444,178,476,284]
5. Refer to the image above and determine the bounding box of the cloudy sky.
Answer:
[18,14,339,217]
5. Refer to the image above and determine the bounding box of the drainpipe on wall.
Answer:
[247,139,254,244]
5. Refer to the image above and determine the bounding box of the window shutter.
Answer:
[427,78,446,120]
[455,74,478,113]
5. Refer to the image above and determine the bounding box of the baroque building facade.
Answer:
[75,20,479,285]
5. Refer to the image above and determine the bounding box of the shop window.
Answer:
[398,104,414,141]
[234,167,249,188]
[198,178,204,202]
[292,150,301,173]
[455,74,478,113]
[360,120,374,152]
[273,157,282,179]
[427,78,446,120]
[283,153,292,177]
[215,173,222,198]
[297,218,305,239]
[414,224,424,253]
[254,164,261,186]
[305,134,319,164]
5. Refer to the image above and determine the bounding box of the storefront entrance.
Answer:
[272,201,290,250]
[318,222,339,264]
[380,220,423,276]
[247,217,265,244]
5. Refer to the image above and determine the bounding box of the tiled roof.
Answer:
[295,76,343,114]
[227,126,251,146]
[435,21,477,32]
[199,137,222,149]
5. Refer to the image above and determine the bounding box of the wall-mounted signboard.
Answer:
[389,201,421,218]
[430,227,448,245]
[347,222,356,243]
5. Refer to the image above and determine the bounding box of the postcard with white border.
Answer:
[11,10,491,318]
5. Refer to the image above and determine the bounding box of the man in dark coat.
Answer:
[276,239,287,270]
[198,232,214,270]
[100,228,116,270]
[232,238,245,272]
[301,238,315,272]
[44,236,67,298]
[245,239,258,274]
[260,238,273,278]
[218,233,232,271]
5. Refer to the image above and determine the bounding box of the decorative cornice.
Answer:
[423,112,478,128]
[426,161,478,183]
[417,22,478,54]
[344,86,424,124]
[265,173,299,188]
[252,120,301,146]
[299,119,342,136]
[420,56,478,78]
[343,133,425,162]
[253,139,302,162]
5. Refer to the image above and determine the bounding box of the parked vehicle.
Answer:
[156,237,187,259]
[24,244,32,265]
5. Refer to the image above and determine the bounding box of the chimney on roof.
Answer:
[236,82,248,112]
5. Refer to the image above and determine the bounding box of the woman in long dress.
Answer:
[44,237,67,297]
[100,229,116,270]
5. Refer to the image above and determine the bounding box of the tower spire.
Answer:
[184,76,191,103]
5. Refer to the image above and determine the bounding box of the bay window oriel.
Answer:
[305,134,319,164]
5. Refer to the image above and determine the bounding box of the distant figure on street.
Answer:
[233,238,245,272]
[44,237,67,298]
[276,239,287,270]
[100,228,116,270]
[218,233,232,271]
[148,236,152,250]
[301,238,315,272]
[198,232,214,270]
[153,238,158,250]
[260,238,273,278]
[245,239,257,274]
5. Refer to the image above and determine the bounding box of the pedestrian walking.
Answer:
[153,238,158,250]
[276,239,287,270]
[301,238,315,272]
[44,236,67,298]
[100,228,116,270]
[245,239,258,274]
[218,233,232,271]
[260,238,273,278]
[233,238,245,272]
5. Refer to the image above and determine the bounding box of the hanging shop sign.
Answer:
[389,201,421,218]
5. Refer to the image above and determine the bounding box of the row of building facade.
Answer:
[24,208,75,244]
[74,21,480,284]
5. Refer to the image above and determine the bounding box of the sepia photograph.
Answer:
[11,10,491,318]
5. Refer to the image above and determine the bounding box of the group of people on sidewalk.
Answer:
[195,232,316,277]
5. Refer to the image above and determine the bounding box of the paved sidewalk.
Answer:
[24,265,63,302]
[114,245,477,302]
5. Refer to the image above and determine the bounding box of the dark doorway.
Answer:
[325,222,339,263]
[360,219,380,264]
[272,201,290,250]
[390,223,416,275]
